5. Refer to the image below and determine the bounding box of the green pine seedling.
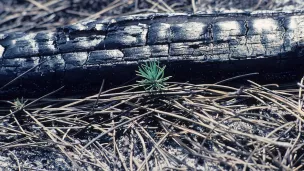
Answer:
[12,97,27,110]
[136,60,171,91]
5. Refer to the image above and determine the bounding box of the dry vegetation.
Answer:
[0,0,303,34]
[0,74,304,170]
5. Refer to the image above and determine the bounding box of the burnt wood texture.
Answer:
[0,11,304,96]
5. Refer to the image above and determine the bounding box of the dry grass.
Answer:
[1,0,304,34]
[0,74,304,170]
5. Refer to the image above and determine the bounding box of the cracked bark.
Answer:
[0,11,304,96]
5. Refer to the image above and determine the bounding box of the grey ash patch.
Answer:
[0,147,71,170]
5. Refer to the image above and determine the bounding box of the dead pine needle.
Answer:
[0,73,304,170]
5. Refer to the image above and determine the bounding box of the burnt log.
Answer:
[1,11,304,97]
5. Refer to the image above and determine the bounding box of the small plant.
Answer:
[12,97,27,110]
[136,60,171,91]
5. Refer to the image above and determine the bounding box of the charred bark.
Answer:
[1,11,304,97]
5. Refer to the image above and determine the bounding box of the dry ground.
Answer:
[1,0,304,171]
[1,74,304,170]
[0,0,304,34]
